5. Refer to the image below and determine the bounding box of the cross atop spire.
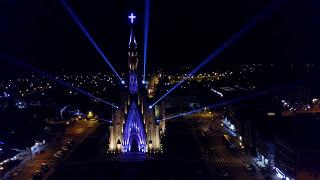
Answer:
[128,13,136,24]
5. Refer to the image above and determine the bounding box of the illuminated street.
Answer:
[8,119,99,179]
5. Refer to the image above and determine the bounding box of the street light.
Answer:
[87,111,94,119]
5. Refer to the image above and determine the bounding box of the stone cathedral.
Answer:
[108,13,165,153]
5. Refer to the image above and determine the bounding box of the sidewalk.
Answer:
[2,143,47,179]
[247,156,279,180]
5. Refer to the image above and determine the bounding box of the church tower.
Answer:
[108,12,164,153]
[128,21,138,93]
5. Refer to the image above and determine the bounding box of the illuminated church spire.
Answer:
[128,13,136,46]
[129,27,137,46]
[128,12,137,47]
[128,12,138,93]
[108,11,163,154]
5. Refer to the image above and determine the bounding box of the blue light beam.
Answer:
[60,0,124,83]
[150,1,280,108]
[1,54,118,108]
[160,88,277,121]
[143,0,150,82]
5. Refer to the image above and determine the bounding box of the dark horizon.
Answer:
[0,0,320,76]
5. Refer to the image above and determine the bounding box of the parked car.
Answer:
[205,146,215,155]
[41,163,50,173]
[67,139,74,144]
[32,170,43,180]
[67,140,74,147]
[217,169,229,177]
[245,164,256,172]
[54,153,61,158]
[61,145,69,151]
[56,150,64,156]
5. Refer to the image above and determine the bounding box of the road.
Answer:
[51,119,214,179]
[191,116,263,180]
[27,114,269,179]
[205,133,254,180]
[9,119,99,180]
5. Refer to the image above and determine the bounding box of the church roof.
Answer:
[129,26,137,46]
[122,102,146,152]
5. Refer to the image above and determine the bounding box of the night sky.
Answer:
[0,0,320,76]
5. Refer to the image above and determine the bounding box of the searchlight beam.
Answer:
[60,0,124,83]
[1,54,118,108]
[160,88,276,121]
[150,1,280,108]
[143,0,150,83]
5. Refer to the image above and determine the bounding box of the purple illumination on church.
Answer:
[108,11,163,154]
[122,102,146,152]
[122,12,146,153]
[128,13,138,94]
[129,73,138,93]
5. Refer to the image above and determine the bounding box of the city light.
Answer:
[1,55,118,108]
[312,98,319,104]
[267,112,276,116]
[60,0,124,83]
[87,111,94,119]
[0,0,313,179]
[275,167,290,180]
[150,1,279,107]
[160,87,275,121]
[211,88,224,97]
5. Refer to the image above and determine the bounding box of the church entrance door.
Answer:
[130,139,139,152]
